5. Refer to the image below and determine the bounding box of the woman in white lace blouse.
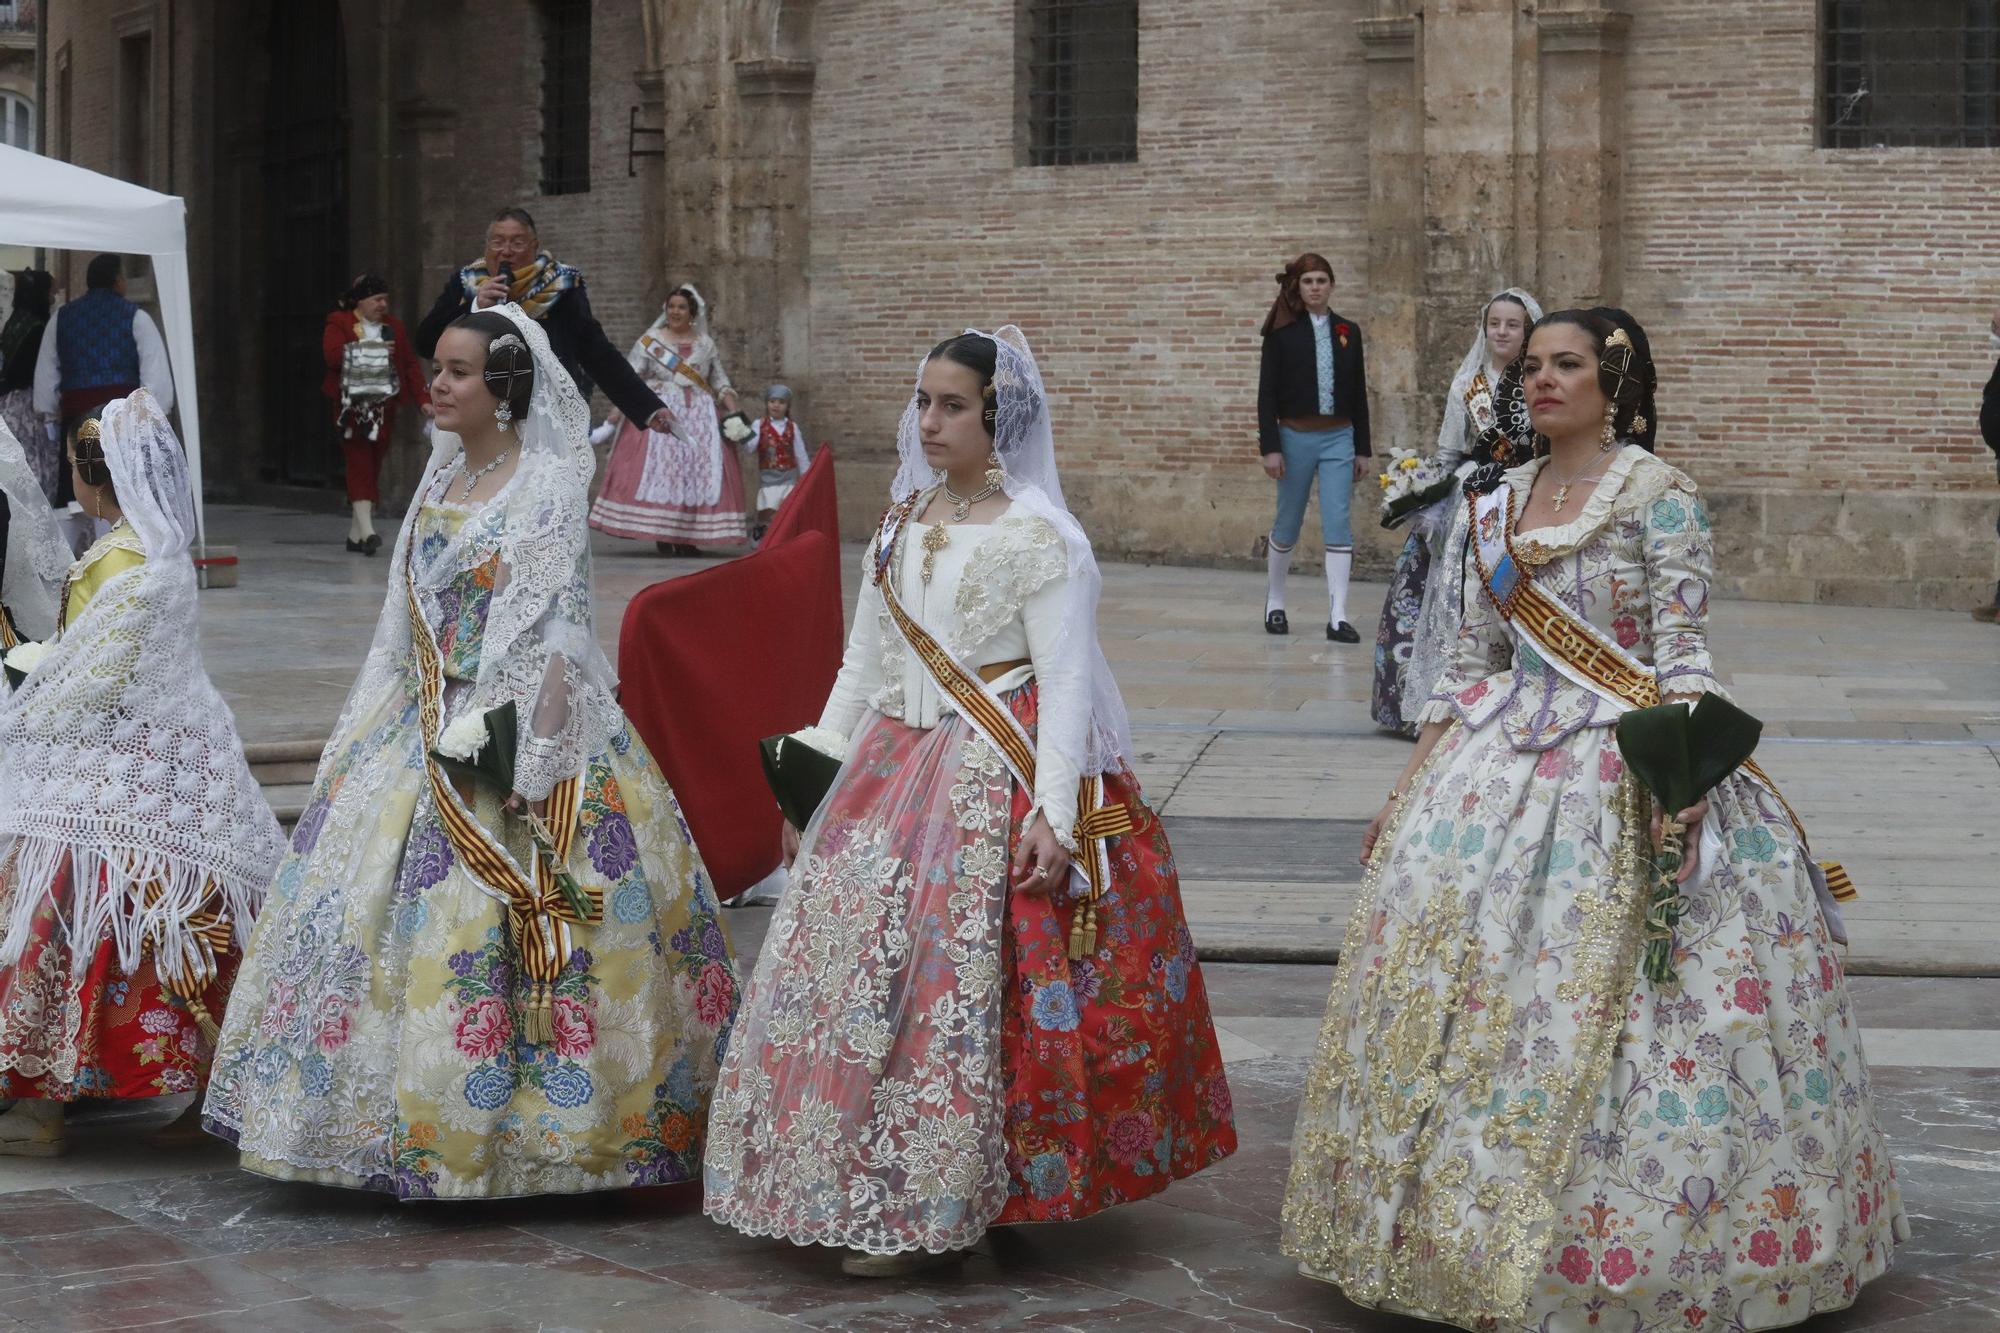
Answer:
[704,328,1236,1277]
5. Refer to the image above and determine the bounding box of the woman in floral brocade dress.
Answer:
[704,327,1235,1277]
[1282,309,1906,1331]
[205,306,738,1198]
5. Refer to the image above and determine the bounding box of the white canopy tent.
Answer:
[0,144,207,543]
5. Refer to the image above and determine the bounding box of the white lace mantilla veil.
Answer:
[889,324,1134,776]
[0,415,68,641]
[330,301,619,808]
[0,389,283,981]
[1403,287,1544,723]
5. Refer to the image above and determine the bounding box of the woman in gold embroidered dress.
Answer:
[1281,309,1906,1331]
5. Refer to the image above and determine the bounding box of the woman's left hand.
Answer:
[419,402,435,419]
[1011,814,1072,896]
[1352,456,1370,482]
[1650,796,1710,884]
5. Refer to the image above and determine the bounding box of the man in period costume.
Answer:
[33,254,174,426]
[1257,253,1372,642]
[414,207,673,434]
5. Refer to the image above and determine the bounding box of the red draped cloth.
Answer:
[617,448,844,899]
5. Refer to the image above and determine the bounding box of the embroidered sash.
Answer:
[402,505,595,1041]
[636,332,716,399]
[1467,487,1854,900]
[872,497,1135,958]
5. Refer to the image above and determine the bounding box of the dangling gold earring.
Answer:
[984,449,1005,490]
[1599,403,1619,452]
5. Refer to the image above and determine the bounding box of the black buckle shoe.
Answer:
[1264,610,1289,636]
[344,538,366,554]
[1327,620,1360,643]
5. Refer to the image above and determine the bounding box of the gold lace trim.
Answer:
[1282,749,1653,1323]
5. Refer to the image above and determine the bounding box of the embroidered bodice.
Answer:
[1421,445,1722,749]
[63,520,145,626]
[818,503,1079,830]
[416,504,504,683]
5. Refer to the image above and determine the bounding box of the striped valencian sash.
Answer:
[873,497,1135,958]
[1468,486,1855,901]
[636,332,716,398]
[403,512,597,1042]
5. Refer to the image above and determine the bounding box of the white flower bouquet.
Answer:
[721,411,755,445]
[3,640,49,688]
[1377,446,1456,530]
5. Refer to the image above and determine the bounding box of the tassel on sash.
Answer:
[874,495,1134,960]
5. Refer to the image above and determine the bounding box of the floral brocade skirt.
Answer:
[1370,527,1431,738]
[203,694,739,1199]
[703,682,1237,1254]
[1281,716,1907,1332]
[0,858,238,1100]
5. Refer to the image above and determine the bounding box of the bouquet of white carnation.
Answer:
[3,640,50,689]
[721,411,755,445]
[1377,446,1456,530]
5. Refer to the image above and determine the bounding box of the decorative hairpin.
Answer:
[77,419,102,444]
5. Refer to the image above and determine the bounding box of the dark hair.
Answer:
[340,272,389,310]
[8,269,53,319]
[85,254,123,290]
[67,408,115,493]
[491,206,538,234]
[665,287,703,320]
[926,333,999,436]
[1527,307,1659,453]
[447,311,536,421]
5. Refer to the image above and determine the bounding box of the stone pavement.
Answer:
[2,505,1996,1330]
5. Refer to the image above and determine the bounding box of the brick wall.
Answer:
[808,0,1384,568]
[1621,1,2000,607]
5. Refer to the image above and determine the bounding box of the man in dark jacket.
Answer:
[1977,313,2000,623]
[415,207,671,432]
[1257,252,1371,641]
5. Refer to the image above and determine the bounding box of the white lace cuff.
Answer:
[511,734,575,803]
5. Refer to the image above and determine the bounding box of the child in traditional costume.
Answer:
[748,384,810,541]
[0,392,283,1156]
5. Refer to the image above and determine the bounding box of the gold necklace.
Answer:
[1547,453,1612,513]
[920,482,1001,584]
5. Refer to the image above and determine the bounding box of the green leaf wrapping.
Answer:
[1614,694,1763,815]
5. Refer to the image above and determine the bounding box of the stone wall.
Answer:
[808,0,1388,571]
[1615,1,2000,608]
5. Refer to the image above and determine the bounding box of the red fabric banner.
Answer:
[617,448,845,898]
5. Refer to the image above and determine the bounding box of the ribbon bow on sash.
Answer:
[403,536,597,1045]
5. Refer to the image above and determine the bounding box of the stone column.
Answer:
[1418,0,1533,409]
[1355,3,1423,469]
[1535,4,1631,308]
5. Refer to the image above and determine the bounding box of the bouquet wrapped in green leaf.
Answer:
[759,726,849,832]
[433,701,595,922]
[1615,694,1763,986]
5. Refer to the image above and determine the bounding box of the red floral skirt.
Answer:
[0,860,237,1101]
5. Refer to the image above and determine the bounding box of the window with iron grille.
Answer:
[1822,0,2000,147]
[1021,0,1138,167]
[539,0,591,194]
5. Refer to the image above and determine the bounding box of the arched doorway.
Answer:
[263,1,349,485]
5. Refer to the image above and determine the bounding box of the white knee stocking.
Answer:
[1266,542,1292,614]
[1325,548,1353,627]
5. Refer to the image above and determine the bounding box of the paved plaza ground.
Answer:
[2,504,1996,1331]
